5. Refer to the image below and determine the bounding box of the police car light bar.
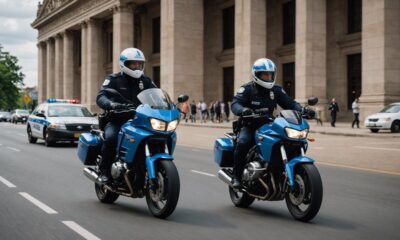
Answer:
[47,98,80,104]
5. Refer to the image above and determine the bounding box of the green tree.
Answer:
[0,44,25,110]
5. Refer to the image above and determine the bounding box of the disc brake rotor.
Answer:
[150,172,165,202]
[289,174,306,206]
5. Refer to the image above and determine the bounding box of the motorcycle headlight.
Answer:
[167,120,179,131]
[48,123,67,130]
[285,128,308,139]
[150,118,167,131]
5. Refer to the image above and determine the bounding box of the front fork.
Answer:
[280,145,306,189]
[145,142,173,189]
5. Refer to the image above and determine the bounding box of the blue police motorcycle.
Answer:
[78,88,187,219]
[214,97,323,222]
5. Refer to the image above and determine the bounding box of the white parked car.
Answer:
[364,102,400,133]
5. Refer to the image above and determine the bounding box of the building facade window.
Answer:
[348,0,362,34]
[347,54,361,109]
[223,67,234,103]
[152,17,160,53]
[282,62,295,99]
[153,66,160,88]
[283,0,296,45]
[223,6,235,50]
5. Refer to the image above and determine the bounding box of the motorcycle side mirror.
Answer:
[177,95,189,103]
[307,97,318,106]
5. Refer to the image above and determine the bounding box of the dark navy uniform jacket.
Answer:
[96,72,157,111]
[231,82,302,116]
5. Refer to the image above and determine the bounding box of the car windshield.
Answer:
[380,105,400,113]
[137,88,173,110]
[48,105,93,117]
[16,110,29,114]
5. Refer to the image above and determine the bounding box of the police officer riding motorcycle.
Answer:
[231,58,315,189]
[96,48,157,184]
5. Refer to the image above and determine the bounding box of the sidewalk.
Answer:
[180,120,400,138]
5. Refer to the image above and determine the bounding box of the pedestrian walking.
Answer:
[214,101,221,123]
[200,101,208,123]
[225,101,231,122]
[220,102,226,123]
[190,100,197,123]
[209,101,215,122]
[352,98,360,128]
[328,98,339,127]
[181,101,190,123]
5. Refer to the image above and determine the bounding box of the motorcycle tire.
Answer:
[285,164,323,222]
[146,160,180,219]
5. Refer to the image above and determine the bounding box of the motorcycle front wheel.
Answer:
[146,160,180,219]
[285,164,323,222]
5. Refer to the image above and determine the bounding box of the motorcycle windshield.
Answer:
[280,110,302,125]
[137,88,173,110]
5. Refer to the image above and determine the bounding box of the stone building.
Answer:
[32,0,400,121]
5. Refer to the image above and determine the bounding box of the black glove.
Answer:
[109,102,125,110]
[303,107,316,118]
[241,108,253,116]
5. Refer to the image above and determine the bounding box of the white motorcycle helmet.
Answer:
[119,48,145,79]
[251,58,276,89]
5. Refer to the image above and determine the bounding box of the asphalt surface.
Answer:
[0,122,399,240]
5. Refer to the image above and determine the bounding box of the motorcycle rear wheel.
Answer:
[146,161,180,219]
[229,186,255,208]
[95,183,119,203]
[285,164,323,222]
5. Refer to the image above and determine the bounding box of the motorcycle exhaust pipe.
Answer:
[83,167,99,182]
[218,169,233,187]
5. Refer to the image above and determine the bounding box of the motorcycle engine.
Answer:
[111,161,127,180]
[242,161,264,182]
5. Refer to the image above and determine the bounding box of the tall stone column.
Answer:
[112,3,134,72]
[360,0,400,120]
[234,0,267,90]
[54,33,64,99]
[87,19,103,112]
[161,0,204,100]
[81,22,89,105]
[63,30,74,100]
[295,0,328,120]
[46,38,55,99]
[37,42,47,103]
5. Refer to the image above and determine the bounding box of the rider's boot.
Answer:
[232,175,242,189]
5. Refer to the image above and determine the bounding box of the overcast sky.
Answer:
[0,0,40,87]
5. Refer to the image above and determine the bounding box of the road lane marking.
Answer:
[7,147,20,152]
[19,192,58,214]
[62,221,101,240]
[354,146,400,152]
[0,176,16,188]
[191,170,216,177]
[316,162,400,176]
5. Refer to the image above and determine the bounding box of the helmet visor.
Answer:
[124,60,144,71]
[256,71,275,83]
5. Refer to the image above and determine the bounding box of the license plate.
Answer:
[74,133,81,138]
[22,118,26,120]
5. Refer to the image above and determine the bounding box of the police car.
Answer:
[364,102,400,133]
[27,99,98,146]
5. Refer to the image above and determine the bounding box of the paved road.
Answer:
[0,122,399,240]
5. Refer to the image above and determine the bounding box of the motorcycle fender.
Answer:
[146,153,174,179]
[285,156,315,187]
